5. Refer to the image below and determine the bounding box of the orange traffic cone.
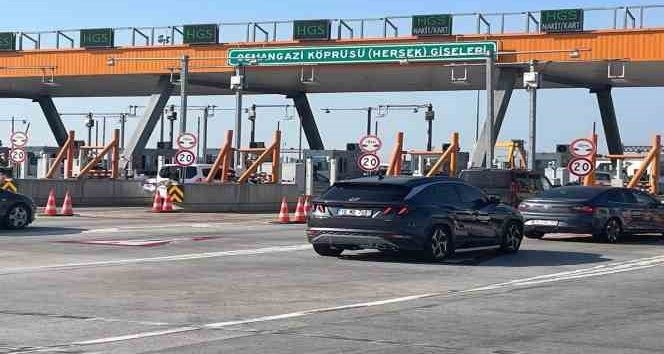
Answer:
[293,197,306,223]
[60,191,74,216]
[277,197,291,223]
[151,192,162,213]
[161,194,174,213]
[303,196,312,217]
[44,189,57,216]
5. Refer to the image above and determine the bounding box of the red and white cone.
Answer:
[44,189,57,216]
[60,191,74,216]
[293,196,306,223]
[277,197,291,224]
[161,194,174,213]
[303,196,312,218]
[151,192,162,213]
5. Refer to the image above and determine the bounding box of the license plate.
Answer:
[525,220,558,226]
[338,209,373,217]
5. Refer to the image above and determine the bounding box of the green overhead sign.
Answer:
[80,28,114,48]
[540,9,584,33]
[412,14,453,36]
[228,41,496,66]
[0,32,16,51]
[183,24,219,44]
[293,20,332,40]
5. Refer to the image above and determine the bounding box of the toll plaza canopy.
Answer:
[1,5,664,97]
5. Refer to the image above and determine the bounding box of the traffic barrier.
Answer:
[1,179,17,193]
[303,196,312,218]
[161,194,174,213]
[60,190,74,216]
[293,196,306,223]
[277,197,291,223]
[151,192,162,213]
[43,189,57,216]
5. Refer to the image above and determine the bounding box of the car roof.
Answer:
[337,176,462,188]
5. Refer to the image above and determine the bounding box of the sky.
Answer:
[1,0,663,160]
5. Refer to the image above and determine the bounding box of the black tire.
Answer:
[525,231,545,239]
[421,226,454,262]
[501,221,523,253]
[4,204,31,230]
[595,218,623,243]
[313,244,343,257]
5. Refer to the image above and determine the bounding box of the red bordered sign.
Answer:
[568,157,594,177]
[176,133,198,150]
[174,150,196,167]
[570,138,595,158]
[357,153,380,172]
[358,135,382,153]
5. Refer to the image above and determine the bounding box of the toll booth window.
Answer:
[184,167,197,179]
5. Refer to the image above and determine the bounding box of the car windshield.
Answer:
[537,186,607,200]
[322,183,410,203]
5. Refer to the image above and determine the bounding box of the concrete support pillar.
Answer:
[469,69,518,167]
[123,78,175,171]
[288,92,324,150]
[35,96,68,146]
[593,86,624,155]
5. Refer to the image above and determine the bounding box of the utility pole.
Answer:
[159,111,165,143]
[10,116,14,134]
[85,113,94,147]
[485,49,495,168]
[101,116,107,145]
[167,105,177,149]
[201,106,209,163]
[525,60,540,171]
[231,65,245,169]
[179,55,189,134]
[248,104,257,146]
[366,107,372,136]
[425,104,435,151]
[119,114,127,150]
[196,115,201,162]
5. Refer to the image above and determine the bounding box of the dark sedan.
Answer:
[519,186,664,242]
[307,176,524,261]
[0,188,36,229]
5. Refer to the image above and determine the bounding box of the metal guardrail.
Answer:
[7,5,664,51]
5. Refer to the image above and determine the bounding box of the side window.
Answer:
[185,167,197,179]
[456,185,487,209]
[604,190,624,203]
[411,185,439,205]
[411,184,461,205]
[634,191,657,207]
[621,190,638,204]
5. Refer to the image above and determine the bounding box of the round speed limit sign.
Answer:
[357,153,380,172]
[568,157,593,177]
[174,150,196,167]
[10,148,26,163]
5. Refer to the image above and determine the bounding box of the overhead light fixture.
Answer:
[323,109,331,113]
[106,58,116,66]
[569,49,580,59]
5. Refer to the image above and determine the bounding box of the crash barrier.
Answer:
[16,179,151,207]
[386,131,460,177]
[586,134,661,194]
[205,130,281,185]
[46,129,120,179]
[181,183,299,212]
[1,179,18,193]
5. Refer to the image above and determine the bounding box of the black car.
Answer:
[307,176,524,261]
[0,188,36,229]
[519,186,664,242]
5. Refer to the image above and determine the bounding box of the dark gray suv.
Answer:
[307,176,524,261]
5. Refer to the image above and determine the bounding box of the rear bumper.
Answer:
[522,213,598,234]
[306,228,422,251]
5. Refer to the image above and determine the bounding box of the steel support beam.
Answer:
[288,92,324,150]
[123,78,175,170]
[470,69,518,167]
[35,96,68,146]
[593,86,624,155]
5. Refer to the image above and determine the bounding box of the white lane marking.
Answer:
[60,254,664,348]
[0,245,312,275]
[81,222,266,234]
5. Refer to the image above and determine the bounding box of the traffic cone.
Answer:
[44,189,57,216]
[303,196,312,217]
[161,194,174,213]
[277,197,291,223]
[60,191,74,216]
[293,196,306,223]
[151,192,162,213]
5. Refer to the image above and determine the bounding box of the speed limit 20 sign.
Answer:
[357,153,380,172]
[174,150,196,167]
[9,148,26,163]
[568,157,593,177]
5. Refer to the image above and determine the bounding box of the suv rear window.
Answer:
[322,184,410,203]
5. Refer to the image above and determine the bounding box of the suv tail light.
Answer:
[397,206,411,216]
[571,205,597,214]
[383,207,394,215]
[382,206,410,216]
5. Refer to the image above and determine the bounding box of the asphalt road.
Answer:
[1,208,664,353]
